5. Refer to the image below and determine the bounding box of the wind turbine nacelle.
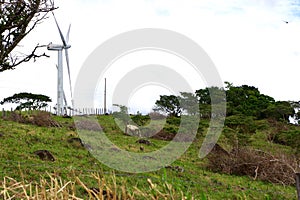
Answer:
[47,42,71,50]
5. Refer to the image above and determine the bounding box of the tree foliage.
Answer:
[0,92,52,110]
[195,86,226,119]
[153,83,295,122]
[0,0,56,72]
[263,101,295,121]
[195,86,225,105]
[225,84,275,118]
[154,95,181,117]
[112,104,130,125]
[178,92,199,115]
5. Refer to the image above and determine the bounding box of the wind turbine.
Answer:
[47,12,73,116]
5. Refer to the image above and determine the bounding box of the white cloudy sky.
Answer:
[1,0,300,113]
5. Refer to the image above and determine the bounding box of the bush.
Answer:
[207,146,298,185]
[225,114,257,134]
[5,111,24,123]
[4,111,61,127]
[274,130,300,149]
[163,124,178,134]
[131,114,150,126]
[166,116,181,126]
[31,111,61,127]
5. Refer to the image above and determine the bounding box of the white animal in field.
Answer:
[125,124,141,137]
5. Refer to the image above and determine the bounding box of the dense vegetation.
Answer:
[155,82,298,123]
[0,83,300,199]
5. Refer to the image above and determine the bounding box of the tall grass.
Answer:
[0,171,189,200]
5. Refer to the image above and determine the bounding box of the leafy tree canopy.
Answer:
[0,92,51,110]
[195,86,226,105]
[225,83,275,118]
[263,101,295,121]
[178,92,199,115]
[153,82,295,122]
[154,95,181,117]
[195,86,226,119]
[112,104,130,125]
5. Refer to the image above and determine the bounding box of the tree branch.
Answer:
[0,0,57,72]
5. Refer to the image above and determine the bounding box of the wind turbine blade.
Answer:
[66,24,71,43]
[52,12,67,46]
[63,90,68,106]
[65,49,73,106]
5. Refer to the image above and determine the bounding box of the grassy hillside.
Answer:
[0,111,299,199]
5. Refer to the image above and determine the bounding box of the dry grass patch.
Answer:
[0,172,187,200]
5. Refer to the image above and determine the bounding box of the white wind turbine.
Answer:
[47,12,73,116]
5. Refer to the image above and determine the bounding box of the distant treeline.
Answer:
[154,82,299,123]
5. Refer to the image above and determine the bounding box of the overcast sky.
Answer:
[1,0,300,113]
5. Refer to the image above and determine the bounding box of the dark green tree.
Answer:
[225,84,275,118]
[179,92,199,115]
[0,92,51,110]
[154,95,181,117]
[263,101,295,121]
[0,0,56,72]
[112,104,130,125]
[195,88,211,105]
[195,86,226,119]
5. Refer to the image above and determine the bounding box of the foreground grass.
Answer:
[0,113,298,199]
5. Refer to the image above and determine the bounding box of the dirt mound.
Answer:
[150,130,175,141]
[75,119,102,131]
[136,139,152,145]
[4,111,61,127]
[34,150,55,161]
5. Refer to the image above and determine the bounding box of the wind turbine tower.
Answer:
[47,13,73,116]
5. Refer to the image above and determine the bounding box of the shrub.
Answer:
[4,111,61,127]
[207,145,298,185]
[274,129,300,150]
[4,111,24,123]
[166,116,181,126]
[163,124,178,134]
[131,114,150,126]
[31,111,61,127]
[225,114,257,134]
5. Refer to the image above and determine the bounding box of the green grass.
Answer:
[0,112,298,199]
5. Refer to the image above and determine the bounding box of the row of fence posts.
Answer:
[1,107,111,118]
[46,106,111,116]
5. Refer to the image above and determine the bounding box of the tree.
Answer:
[290,101,300,123]
[225,84,275,118]
[0,92,51,110]
[0,0,56,72]
[263,101,295,121]
[179,92,199,115]
[112,104,130,124]
[154,95,181,117]
[195,86,226,119]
